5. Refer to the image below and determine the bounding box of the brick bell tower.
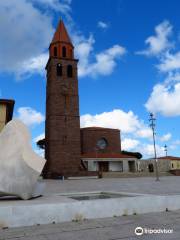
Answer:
[44,20,81,178]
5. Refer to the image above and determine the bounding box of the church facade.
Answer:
[43,20,138,178]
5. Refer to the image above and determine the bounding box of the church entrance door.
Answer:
[98,162,109,172]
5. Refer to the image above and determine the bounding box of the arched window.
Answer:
[96,138,108,150]
[57,63,62,76]
[67,65,73,77]
[62,46,66,58]
[54,47,57,57]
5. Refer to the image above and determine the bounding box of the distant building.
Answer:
[140,156,180,175]
[0,99,15,132]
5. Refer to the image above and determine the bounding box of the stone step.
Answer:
[102,171,174,178]
[67,176,98,180]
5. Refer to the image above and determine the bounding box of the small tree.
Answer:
[121,150,142,159]
[37,138,45,150]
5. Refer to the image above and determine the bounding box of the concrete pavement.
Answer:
[1,176,180,239]
[0,210,180,240]
[43,176,180,196]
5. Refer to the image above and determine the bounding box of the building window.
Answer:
[54,47,57,57]
[172,163,174,169]
[67,65,73,77]
[62,46,66,58]
[57,63,62,76]
[96,138,108,150]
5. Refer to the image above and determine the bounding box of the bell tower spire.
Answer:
[49,20,74,59]
[44,20,81,178]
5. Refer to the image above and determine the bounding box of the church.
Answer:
[43,20,138,178]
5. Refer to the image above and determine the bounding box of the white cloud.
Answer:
[122,141,165,158]
[72,28,126,78]
[76,41,126,78]
[119,136,165,158]
[136,127,152,139]
[139,144,165,157]
[74,35,95,77]
[16,53,49,78]
[159,133,172,142]
[80,108,173,158]
[33,133,45,143]
[67,14,126,78]
[140,20,180,117]
[80,109,156,142]
[90,45,126,77]
[31,0,72,14]
[164,72,180,84]
[121,138,140,151]
[169,140,180,150]
[145,82,180,116]
[34,148,45,157]
[33,132,45,157]
[0,0,125,79]
[31,0,72,22]
[0,0,54,77]
[17,107,45,126]
[97,21,109,29]
[80,109,141,133]
[137,20,173,56]
[158,51,180,72]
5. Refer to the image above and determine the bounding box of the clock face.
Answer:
[96,138,108,150]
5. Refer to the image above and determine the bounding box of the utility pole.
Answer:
[149,113,159,181]
[164,144,168,157]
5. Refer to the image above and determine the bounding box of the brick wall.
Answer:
[80,127,121,154]
[44,57,81,178]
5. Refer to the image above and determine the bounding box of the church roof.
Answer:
[81,152,137,159]
[81,127,120,131]
[51,20,73,45]
[158,156,180,161]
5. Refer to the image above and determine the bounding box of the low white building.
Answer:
[81,153,138,172]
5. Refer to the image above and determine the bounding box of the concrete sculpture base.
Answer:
[0,120,46,200]
[1,192,180,228]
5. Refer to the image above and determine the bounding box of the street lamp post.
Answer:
[164,144,168,157]
[149,113,160,181]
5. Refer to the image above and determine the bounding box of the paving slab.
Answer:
[1,176,180,232]
[43,176,180,196]
[0,211,179,240]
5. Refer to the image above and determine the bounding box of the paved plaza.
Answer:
[0,210,180,240]
[1,176,180,239]
[43,176,180,196]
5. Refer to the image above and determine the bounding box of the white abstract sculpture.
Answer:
[0,120,46,200]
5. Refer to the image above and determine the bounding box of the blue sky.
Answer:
[1,0,180,158]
